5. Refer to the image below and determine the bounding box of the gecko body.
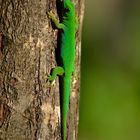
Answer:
[48,0,78,140]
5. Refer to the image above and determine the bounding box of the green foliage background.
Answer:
[78,1,140,140]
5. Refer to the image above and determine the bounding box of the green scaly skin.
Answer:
[48,0,78,139]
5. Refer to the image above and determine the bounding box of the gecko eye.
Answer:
[64,8,70,13]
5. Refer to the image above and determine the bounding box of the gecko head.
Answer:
[63,1,74,15]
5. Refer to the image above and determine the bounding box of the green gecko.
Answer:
[47,0,78,139]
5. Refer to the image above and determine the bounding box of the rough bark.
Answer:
[0,0,84,140]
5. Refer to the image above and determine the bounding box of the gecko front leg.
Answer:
[48,11,65,30]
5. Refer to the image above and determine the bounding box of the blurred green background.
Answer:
[78,0,140,140]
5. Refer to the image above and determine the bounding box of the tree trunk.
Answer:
[0,0,84,140]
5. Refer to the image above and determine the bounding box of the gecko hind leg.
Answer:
[48,66,64,82]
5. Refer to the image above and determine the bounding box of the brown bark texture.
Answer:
[0,0,84,140]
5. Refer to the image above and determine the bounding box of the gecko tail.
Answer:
[61,76,71,140]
